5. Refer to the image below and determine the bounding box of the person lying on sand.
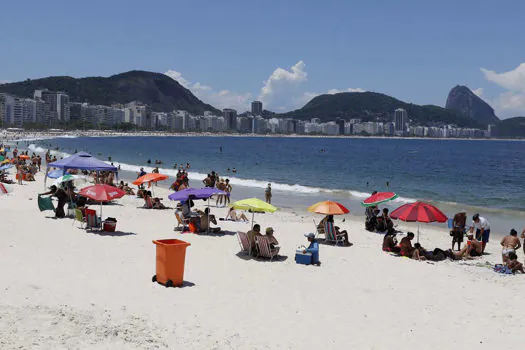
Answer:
[412,243,426,261]
[501,229,521,264]
[224,207,248,222]
[451,234,483,259]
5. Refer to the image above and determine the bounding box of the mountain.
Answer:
[0,70,220,115]
[445,85,499,125]
[283,91,480,127]
[493,117,525,138]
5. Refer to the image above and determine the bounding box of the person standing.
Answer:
[265,183,272,204]
[500,229,521,264]
[224,179,232,205]
[451,211,467,251]
[470,214,490,254]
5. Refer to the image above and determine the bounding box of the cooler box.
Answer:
[295,251,312,265]
[103,221,117,232]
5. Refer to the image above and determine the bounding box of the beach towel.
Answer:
[494,264,513,274]
[38,195,55,212]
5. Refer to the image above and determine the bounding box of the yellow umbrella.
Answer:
[230,198,277,227]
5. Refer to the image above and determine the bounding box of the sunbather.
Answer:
[265,227,279,249]
[382,232,401,254]
[225,207,248,222]
[199,208,220,233]
[326,215,351,246]
[398,232,415,257]
[507,252,524,273]
[500,229,521,264]
[451,234,483,259]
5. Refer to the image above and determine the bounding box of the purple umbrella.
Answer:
[168,187,226,201]
[169,187,227,234]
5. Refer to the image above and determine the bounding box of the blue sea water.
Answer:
[25,136,525,232]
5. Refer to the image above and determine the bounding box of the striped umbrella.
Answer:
[361,192,398,207]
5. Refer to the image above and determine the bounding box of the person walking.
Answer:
[265,183,272,204]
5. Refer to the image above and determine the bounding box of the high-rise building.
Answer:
[251,101,263,116]
[223,108,237,131]
[394,108,407,133]
[335,118,345,135]
[34,90,70,124]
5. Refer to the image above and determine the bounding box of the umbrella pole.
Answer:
[100,201,103,228]
[207,198,210,235]
[417,223,420,243]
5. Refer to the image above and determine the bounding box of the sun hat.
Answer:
[304,233,315,238]
[266,227,274,234]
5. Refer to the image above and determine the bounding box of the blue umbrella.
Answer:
[0,164,14,171]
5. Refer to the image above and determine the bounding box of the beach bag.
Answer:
[38,195,55,212]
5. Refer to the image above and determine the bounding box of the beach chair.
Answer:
[324,221,346,246]
[73,208,85,229]
[175,212,190,231]
[237,231,251,255]
[85,209,101,230]
[314,219,326,238]
[255,236,280,261]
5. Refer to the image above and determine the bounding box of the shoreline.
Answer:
[2,129,524,142]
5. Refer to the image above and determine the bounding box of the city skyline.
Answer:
[1,1,525,118]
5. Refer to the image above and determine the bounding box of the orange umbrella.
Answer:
[19,155,30,160]
[308,200,350,215]
[132,173,169,186]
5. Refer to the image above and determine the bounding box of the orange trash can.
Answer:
[152,239,191,287]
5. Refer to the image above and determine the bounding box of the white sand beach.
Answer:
[1,173,525,349]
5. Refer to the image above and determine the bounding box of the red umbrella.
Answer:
[361,192,398,207]
[390,201,448,242]
[78,184,126,219]
[79,184,126,202]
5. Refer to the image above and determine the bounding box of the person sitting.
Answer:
[365,206,379,232]
[326,215,351,246]
[507,252,524,273]
[302,233,320,266]
[199,207,220,233]
[152,196,166,209]
[137,185,146,198]
[225,207,248,222]
[412,243,427,261]
[124,183,135,195]
[143,191,153,209]
[500,229,521,264]
[375,208,395,234]
[265,227,279,249]
[247,224,263,254]
[451,234,483,259]
[382,232,401,254]
[398,232,415,257]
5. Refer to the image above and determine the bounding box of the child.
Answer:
[507,252,524,273]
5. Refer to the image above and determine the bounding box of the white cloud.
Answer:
[257,61,308,111]
[481,63,525,116]
[472,88,484,97]
[165,61,365,112]
[164,70,251,112]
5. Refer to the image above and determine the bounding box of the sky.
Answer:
[1,0,525,118]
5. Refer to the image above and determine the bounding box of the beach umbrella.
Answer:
[0,183,11,194]
[53,174,89,188]
[132,173,169,186]
[230,198,277,228]
[78,184,126,219]
[390,201,448,242]
[361,192,398,207]
[308,200,349,215]
[46,169,65,179]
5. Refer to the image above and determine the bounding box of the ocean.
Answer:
[25,135,525,233]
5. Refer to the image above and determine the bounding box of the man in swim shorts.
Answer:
[470,214,490,254]
[500,229,521,264]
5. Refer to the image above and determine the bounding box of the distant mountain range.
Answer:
[1,70,524,136]
[0,70,220,115]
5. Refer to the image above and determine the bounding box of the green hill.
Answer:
[0,70,220,115]
[493,117,525,138]
[282,91,481,128]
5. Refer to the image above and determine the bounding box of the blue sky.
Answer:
[1,0,525,117]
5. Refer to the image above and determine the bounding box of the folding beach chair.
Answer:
[85,208,101,230]
[73,208,85,229]
[175,212,190,231]
[237,231,251,256]
[314,219,326,238]
[255,236,280,261]
[324,221,346,246]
